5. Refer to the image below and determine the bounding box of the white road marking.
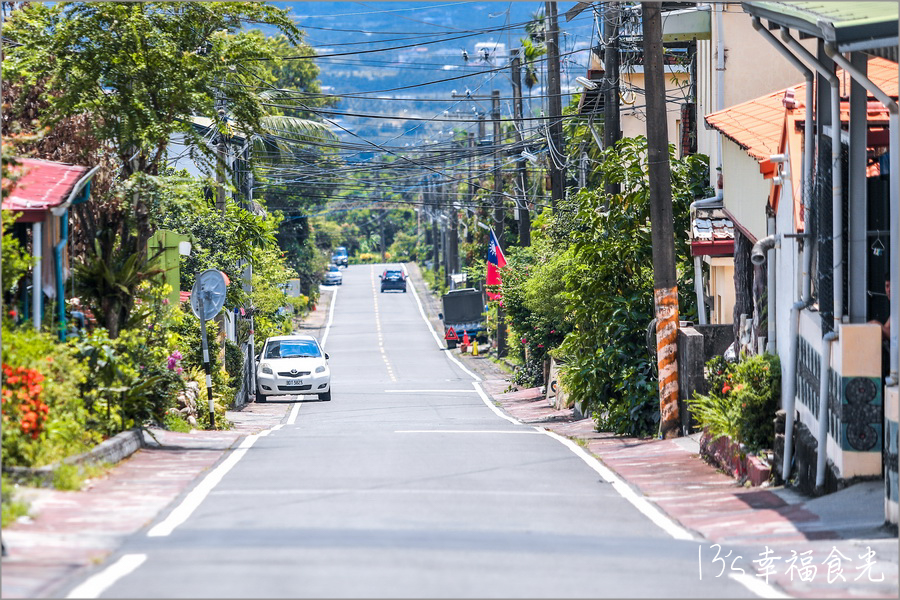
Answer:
[287,402,301,425]
[540,429,695,541]
[728,573,790,599]
[65,553,147,598]
[395,429,543,434]
[320,287,338,348]
[384,389,479,394]
[472,381,520,425]
[146,433,263,537]
[371,265,397,382]
[406,275,482,382]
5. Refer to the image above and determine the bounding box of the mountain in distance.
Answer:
[272,2,595,152]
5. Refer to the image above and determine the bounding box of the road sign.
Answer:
[190,269,228,321]
[445,327,459,341]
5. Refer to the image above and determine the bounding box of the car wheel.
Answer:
[318,389,332,402]
[256,394,267,403]
[447,340,457,349]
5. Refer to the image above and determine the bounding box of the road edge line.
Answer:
[146,433,262,537]
[320,286,338,349]
[406,276,481,382]
[540,429,695,541]
[65,553,147,599]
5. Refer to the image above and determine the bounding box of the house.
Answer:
[1,158,97,340]
[737,1,898,525]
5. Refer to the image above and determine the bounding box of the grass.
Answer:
[165,411,193,433]
[1,476,29,527]
[52,462,111,491]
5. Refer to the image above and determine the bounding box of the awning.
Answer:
[742,2,898,52]
[2,158,92,223]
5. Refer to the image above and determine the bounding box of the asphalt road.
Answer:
[62,265,760,598]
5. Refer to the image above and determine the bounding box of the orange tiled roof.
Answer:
[705,57,898,163]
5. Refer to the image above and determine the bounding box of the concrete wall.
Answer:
[619,68,689,145]
[886,385,899,524]
[722,142,771,240]
[696,5,817,186]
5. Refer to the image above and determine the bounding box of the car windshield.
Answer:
[385,271,403,280]
[264,340,321,359]
[327,266,339,272]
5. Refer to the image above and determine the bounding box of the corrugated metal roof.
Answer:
[2,158,90,222]
[743,2,898,51]
[705,57,897,163]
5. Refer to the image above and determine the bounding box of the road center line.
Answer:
[371,265,397,382]
[65,553,147,599]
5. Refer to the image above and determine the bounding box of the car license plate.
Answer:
[287,379,303,386]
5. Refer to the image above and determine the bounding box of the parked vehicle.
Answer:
[379,267,407,293]
[256,334,331,401]
[324,264,343,286]
[331,246,349,267]
[439,288,485,349]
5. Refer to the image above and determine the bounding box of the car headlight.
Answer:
[315,365,326,374]
[260,363,273,375]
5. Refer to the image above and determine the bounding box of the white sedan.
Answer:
[256,335,331,401]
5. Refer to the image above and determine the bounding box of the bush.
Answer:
[688,353,781,452]
[2,326,96,467]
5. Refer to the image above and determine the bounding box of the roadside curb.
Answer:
[2,429,144,486]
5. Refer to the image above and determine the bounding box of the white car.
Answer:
[324,264,343,286]
[256,335,331,401]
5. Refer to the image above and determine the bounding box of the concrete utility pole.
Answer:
[511,48,531,247]
[545,1,565,210]
[448,184,459,287]
[642,2,680,439]
[603,2,621,196]
[431,178,440,274]
[215,101,228,216]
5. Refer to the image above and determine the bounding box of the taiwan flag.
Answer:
[486,228,507,300]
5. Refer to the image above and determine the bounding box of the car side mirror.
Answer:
[256,353,261,363]
[324,352,330,360]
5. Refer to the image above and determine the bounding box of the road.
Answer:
[62,265,760,598]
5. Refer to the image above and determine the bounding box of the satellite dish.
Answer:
[190,269,228,321]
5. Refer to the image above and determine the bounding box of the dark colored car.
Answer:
[380,268,407,293]
[331,246,348,267]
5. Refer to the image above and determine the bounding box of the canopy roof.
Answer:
[743,2,899,52]
[2,159,92,223]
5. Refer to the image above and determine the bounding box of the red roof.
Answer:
[705,57,898,164]
[2,158,90,223]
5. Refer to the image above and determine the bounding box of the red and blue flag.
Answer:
[486,228,506,300]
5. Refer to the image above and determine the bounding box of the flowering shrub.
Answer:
[2,364,49,440]
[688,353,781,452]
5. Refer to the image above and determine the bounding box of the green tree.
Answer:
[555,137,710,436]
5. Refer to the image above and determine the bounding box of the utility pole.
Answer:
[379,203,386,262]
[431,177,440,274]
[642,2,680,439]
[215,101,228,216]
[603,2,621,196]
[511,48,531,247]
[448,175,459,288]
[545,1,565,210]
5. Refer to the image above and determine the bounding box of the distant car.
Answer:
[380,268,407,293]
[256,335,331,401]
[331,246,348,267]
[324,264,343,286]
